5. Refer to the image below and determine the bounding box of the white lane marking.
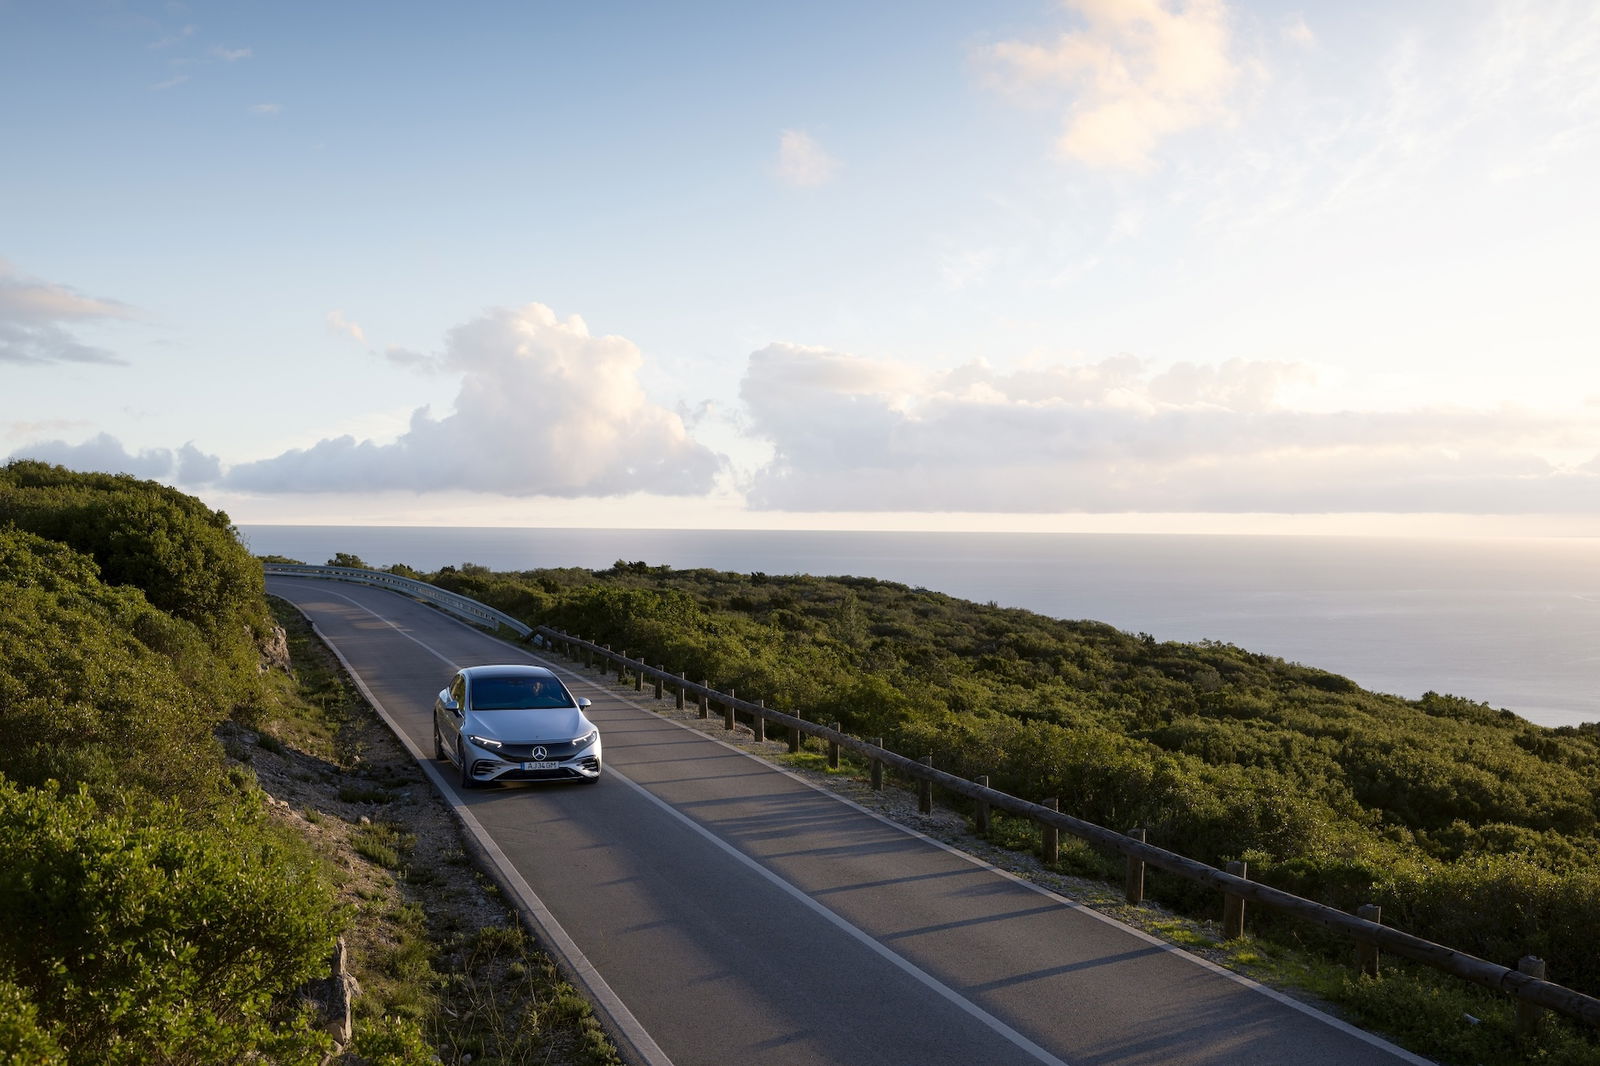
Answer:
[275,589,674,1066]
[607,767,1074,1066]
[285,583,463,668]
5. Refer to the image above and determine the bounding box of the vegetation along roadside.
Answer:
[0,459,619,1066]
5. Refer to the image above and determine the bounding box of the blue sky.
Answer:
[5,0,1599,533]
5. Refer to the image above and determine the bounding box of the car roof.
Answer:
[460,664,557,681]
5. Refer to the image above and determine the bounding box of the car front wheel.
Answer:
[457,737,479,790]
[432,719,446,760]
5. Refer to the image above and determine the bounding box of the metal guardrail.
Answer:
[263,562,1600,1033]
[262,563,532,638]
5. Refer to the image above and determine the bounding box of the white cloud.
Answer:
[984,0,1240,170]
[211,46,252,62]
[226,303,723,496]
[1281,14,1315,47]
[176,442,222,484]
[6,435,223,487]
[325,310,367,346]
[739,344,1598,514]
[775,130,840,187]
[0,261,133,366]
[148,25,197,50]
[10,433,175,481]
[149,73,190,91]
[251,102,282,116]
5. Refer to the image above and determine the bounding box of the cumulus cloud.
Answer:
[739,344,1598,513]
[7,433,224,485]
[775,130,841,187]
[984,0,1240,169]
[226,303,723,496]
[0,261,133,366]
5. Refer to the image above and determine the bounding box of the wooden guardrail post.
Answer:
[724,688,736,731]
[698,683,709,719]
[585,644,593,668]
[870,740,884,790]
[617,650,627,684]
[634,660,645,691]
[788,722,802,753]
[1356,904,1382,977]
[1223,860,1248,939]
[1042,798,1060,864]
[975,776,990,835]
[918,755,933,814]
[753,699,765,742]
[653,667,664,699]
[1518,956,1547,1042]
[675,674,686,710]
[828,724,840,769]
[1125,828,1146,904]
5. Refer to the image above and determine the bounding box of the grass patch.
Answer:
[352,821,416,870]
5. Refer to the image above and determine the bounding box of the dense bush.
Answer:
[0,779,340,1066]
[0,465,345,1062]
[0,528,229,804]
[0,460,268,667]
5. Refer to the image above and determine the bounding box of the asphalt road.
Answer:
[267,575,1434,1066]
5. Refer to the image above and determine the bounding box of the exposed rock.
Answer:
[296,936,360,1061]
[258,624,292,673]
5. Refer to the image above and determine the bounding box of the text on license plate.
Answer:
[521,761,560,771]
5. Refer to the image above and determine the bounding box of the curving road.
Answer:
[268,576,1434,1066]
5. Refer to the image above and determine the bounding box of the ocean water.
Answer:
[240,525,1600,730]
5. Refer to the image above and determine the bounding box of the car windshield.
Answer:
[470,676,573,710]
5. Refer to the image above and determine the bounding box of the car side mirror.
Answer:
[439,690,459,713]
[577,697,591,708]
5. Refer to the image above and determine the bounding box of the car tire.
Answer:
[432,720,446,761]
[457,738,479,790]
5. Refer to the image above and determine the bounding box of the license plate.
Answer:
[521,761,560,771]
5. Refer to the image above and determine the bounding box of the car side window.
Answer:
[450,675,466,705]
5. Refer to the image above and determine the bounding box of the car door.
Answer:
[437,672,466,762]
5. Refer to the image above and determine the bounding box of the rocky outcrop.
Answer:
[297,936,360,1062]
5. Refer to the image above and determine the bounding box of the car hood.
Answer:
[465,707,590,743]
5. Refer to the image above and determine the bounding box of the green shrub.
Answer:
[0,779,341,1066]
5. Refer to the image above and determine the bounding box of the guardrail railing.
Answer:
[266,563,1600,1036]
[263,563,532,638]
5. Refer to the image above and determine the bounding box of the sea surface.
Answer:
[241,525,1600,730]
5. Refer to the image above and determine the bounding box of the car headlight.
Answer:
[573,730,598,749]
[466,734,504,751]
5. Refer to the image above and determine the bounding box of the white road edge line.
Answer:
[271,582,674,1066]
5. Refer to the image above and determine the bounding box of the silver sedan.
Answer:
[432,664,601,787]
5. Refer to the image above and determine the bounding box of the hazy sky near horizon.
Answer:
[5,0,1599,534]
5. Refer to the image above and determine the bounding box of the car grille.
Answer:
[495,739,587,760]
[500,765,587,781]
